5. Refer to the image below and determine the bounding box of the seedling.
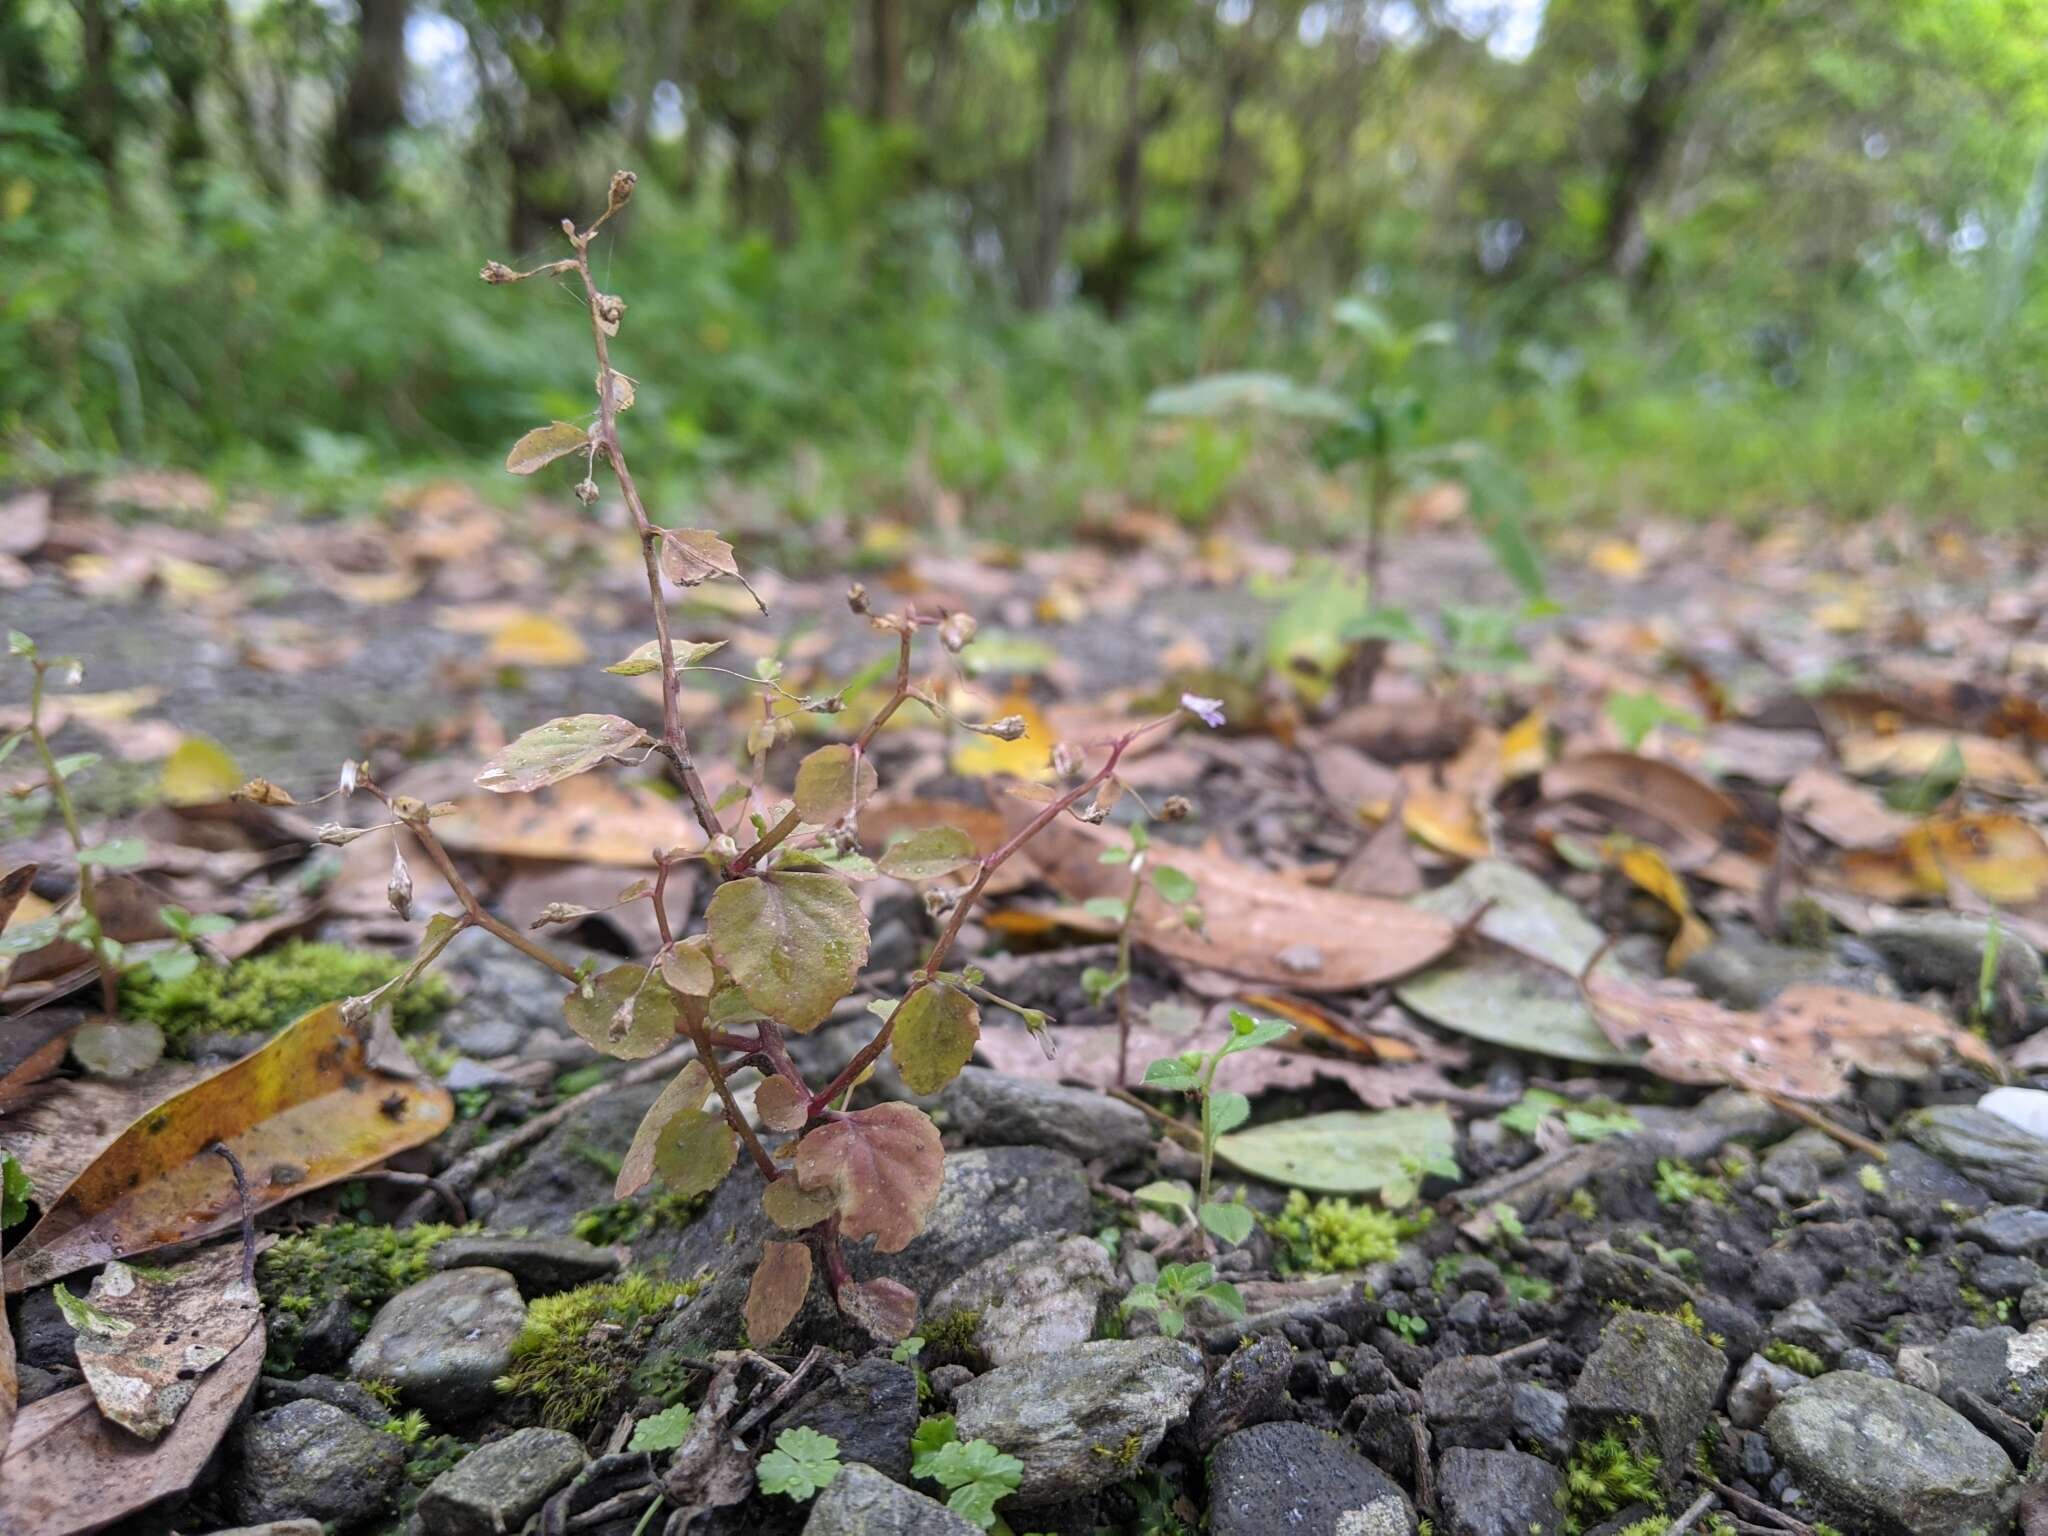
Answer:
[911,1415,1026,1531]
[757,1426,841,1501]
[1120,1260,1245,1340]
[1500,1089,1640,1143]
[1141,1008,1291,1244]
[626,1402,695,1452]
[1083,815,1205,1084]
[1384,1309,1429,1344]
[258,170,1228,1350]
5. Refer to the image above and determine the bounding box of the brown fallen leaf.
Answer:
[4,1003,451,1291]
[70,1241,262,1440]
[1541,751,1768,871]
[1781,766,1915,850]
[1013,811,1458,992]
[1584,967,1999,1103]
[0,867,34,933]
[1836,730,2042,788]
[974,1023,1456,1110]
[0,1321,263,1536]
[435,774,704,865]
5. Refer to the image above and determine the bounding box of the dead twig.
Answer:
[1704,1475,1814,1535]
[1664,1490,1719,1536]
[1759,1090,1887,1162]
[207,1140,257,1293]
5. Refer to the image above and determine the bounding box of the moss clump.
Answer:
[920,1308,988,1370]
[122,940,453,1053]
[571,1190,707,1247]
[1652,1159,1727,1207]
[496,1271,696,1432]
[257,1221,467,1375]
[1764,1340,1826,1377]
[1564,1430,1662,1531]
[1266,1190,1424,1274]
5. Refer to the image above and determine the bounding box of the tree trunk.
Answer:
[1020,2,1086,309]
[329,0,410,201]
[869,0,906,123]
[72,0,120,182]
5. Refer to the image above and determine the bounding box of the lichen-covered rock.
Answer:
[927,1234,1116,1365]
[416,1428,587,1536]
[1208,1421,1413,1536]
[1567,1309,1725,1484]
[1765,1371,2018,1536]
[1728,1354,1807,1430]
[952,1337,1204,1502]
[1420,1355,1512,1451]
[348,1267,525,1420]
[226,1399,405,1530]
[801,1462,982,1535]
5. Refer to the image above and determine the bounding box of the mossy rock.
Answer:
[122,940,453,1055]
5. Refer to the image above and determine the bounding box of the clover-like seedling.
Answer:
[266,172,1230,1361]
[1141,1008,1290,1246]
[911,1414,1025,1530]
[757,1426,841,1501]
[626,1401,695,1452]
[1121,1260,1245,1340]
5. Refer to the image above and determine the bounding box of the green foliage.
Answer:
[1653,1159,1729,1207]
[1385,1310,1429,1344]
[909,1414,1026,1530]
[1140,1009,1291,1237]
[628,1402,697,1452]
[382,1409,430,1444]
[392,1429,476,1520]
[256,1221,466,1375]
[571,1190,708,1247]
[495,1272,697,1432]
[1500,1089,1641,1143]
[121,941,452,1052]
[1265,1190,1421,1274]
[1605,692,1705,750]
[757,1427,842,1501]
[1565,1431,1663,1529]
[0,1152,29,1229]
[1121,1262,1245,1340]
[1765,1341,1827,1377]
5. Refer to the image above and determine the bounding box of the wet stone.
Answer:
[227,1399,405,1531]
[348,1267,526,1421]
[767,1358,921,1485]
[1568,1310,1726,1486]
[1209,1421,1415,1536]
[416,1427,587,1536]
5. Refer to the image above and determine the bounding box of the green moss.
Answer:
[1782,896,1833,950]
[572,1190,708,1247]
[1764,1341,1826,1377]
[1652,1159,1727,1207]
[256,1221,468,1375]
[920,1308,988,1370]
[1090,1432,1145,1468]
[1265,1190,1424,1274]
[1859,1164,1887,1196]
[388,1427,474,1520]
[496,1271,698,1432]
[122,940,453,1053]
[1565,1189,1600,1223]
[1612,1521,1668,1536]
[1564,1431,1662,1531]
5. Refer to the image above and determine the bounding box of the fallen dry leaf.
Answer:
[1541,751,1766,870]
[1781,766,1915,850]
[1837,813,2048,906]
[0,1321,263,1536]
[70,1242,261,1441]
[435,774,705,865]
[1836,730,2041,788]
[1014,812,1458,991]
[1585,969,1999,1103]
[4,1003,451,1291]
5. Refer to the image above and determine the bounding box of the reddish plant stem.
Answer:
[853,628,917,753]
[807,720,1165,1114]
[728,807,801,877]
[380,800,582,984]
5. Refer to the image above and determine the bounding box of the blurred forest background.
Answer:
[3,0,2045,532]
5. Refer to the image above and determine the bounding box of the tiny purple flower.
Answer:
[1180,692,1226,729]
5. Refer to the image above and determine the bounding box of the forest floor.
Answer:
[4,473,2048,1536]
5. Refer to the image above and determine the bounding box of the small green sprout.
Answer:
[628,1402,696,1451]
[1086,818,1207,1086]
[910,1414,1026,1530]
[1385,1310,1428,1344]
[1141,1008,1290,1245]
[757,1426,841,1501]
[1121,1261,1245,1339]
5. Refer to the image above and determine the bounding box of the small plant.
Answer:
[1504,1270,1554,1305]
[1501,1089,1640,1143]
[911,1415,1026,1531]
[382,1409,431,1444]
[495,1271,695,1432]
[1082,815,1205,1085]
[1,1152,28,1229]
[627,1401,696,1452]
[1976,910,2004,1025]
[757,1426,841,1502]
[1605,690,1703,749]
[122,940,452,1053]
[1384,1309,1429,1344]
[1764,1341,1826,1377]
[1121,1261,1245,1340]
[1141,1008,1291,1245]
[1653,1159,1727,1207]
[1858,1163,1887,1196]
[250,169,1231,1353]
[1564,1430,1662,1529]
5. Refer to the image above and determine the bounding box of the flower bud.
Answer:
[847,583,870,615]
[1160,794,1194,822]
[480,260,515,284]
[387,848,414,920]
[316,822,368,847]
[983,714,1027,742]
[940,612,978,653]
[607,170,638,212]
[575,478,600,506]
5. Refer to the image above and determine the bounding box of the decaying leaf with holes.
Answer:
[3,1003,452,1292]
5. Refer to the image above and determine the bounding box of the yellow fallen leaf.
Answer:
[1587,539,1645,580]
[160,736,241,806]
[61,688,163,725]
[950,694,1055,781]
[156,557,230,602]
[487,614,589,667]
[1402,785,1489,861]
[1902,814,2048,904]
[1614,840,1713,971]
[1838,730,2041,787]
[1499,709,1549,780]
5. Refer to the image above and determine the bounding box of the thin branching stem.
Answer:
[27,662,119,1014]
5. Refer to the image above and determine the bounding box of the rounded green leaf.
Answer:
[1214,1105,1457,1194]
[653,1099,738,1198]
[617,1062,714,1197]
[564,964,679,1060]
[890,984,980,1095]
[794,744,877,824]
[1150,865,1198,904]
[762,1175,838,1231]
[877,827,979,882]
[706,872,870,1032]
[475,714,648,794]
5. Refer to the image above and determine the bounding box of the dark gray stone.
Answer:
[14,1287,76,1370]
[938,1067,1152,1167]
[1681,930,1876,1009]
[206,1525,324,1536]
[1838,1348,1895,1380]
[227,1399,405,1530]
[1765,1371,2018,1536]
[768,1358,921,1485]
[1924,1326,2048,1423]
[1770,1298,1852,1363]
[258,1373,391,1424]
[432,1233,620,1295]
[294,1294,362,1373]
[348,1267,525,1421]
[1568,1310,1726,1485]
[802,1462,982,1535]
[952,1337,1204,1502]
[1974,1254,2043,1299]
[416,1428,587,1536]
[1728,1354,1807,1430]
[1189,1335,1293,1454]
[1902,1107,2048,1205]
[1421,1355,1512,1451]
[1511,1381,1570,1459]
[1962,1206,2048,1257]
[1869,913,2042,1005]
[486,1080,664,1234]
[1209,1421,1414,1536]
[1876,1141,1993,1212]
[1436,1447,1566,1536]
